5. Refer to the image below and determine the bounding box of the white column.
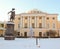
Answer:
[20,16,23,28]
[36,16,37,28]
[30,16,31,27]
[35,16,36,28]
[22,16,24,28]
[42,16,43,28]
[42,16,45,28]
[45,17,46,28]
[59,29,60,36]
[28,16,29,28]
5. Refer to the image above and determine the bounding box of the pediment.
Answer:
[27,9,47,14]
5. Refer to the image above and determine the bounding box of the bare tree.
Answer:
[46,30,58,38]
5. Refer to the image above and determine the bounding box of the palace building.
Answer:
[0,21,5,36]
[14,9,60,37]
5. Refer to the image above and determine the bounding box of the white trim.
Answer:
[20,13,46,16]
[6,21,14,24]
[20,16,22,28]
[42,16,45,28]
[30,16,31,27]
[35,16,36,28]
[28,16,29,28]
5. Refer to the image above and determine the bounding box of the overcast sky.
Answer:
[0,0,60,21]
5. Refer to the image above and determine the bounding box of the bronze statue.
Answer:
[8,8,15,21]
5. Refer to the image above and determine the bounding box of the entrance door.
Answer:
[24,32,27,37]
[17,32,20,36]
[39,32,42,37]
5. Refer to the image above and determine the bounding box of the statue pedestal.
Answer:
[4,36,15,40]
[4,21,15,40]
[5,36,15,40]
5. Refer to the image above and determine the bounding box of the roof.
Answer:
[15,9,58,16]
[27,9,46,14]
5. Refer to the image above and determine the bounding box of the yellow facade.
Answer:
[14,9,59,37]
[0,21,6,36]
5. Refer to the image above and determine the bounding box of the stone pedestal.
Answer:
[4,21,15,40]
[4,36,15,40]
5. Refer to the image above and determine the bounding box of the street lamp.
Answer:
[29,27,40,47]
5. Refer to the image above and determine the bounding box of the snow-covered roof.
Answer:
[6,21,14,24]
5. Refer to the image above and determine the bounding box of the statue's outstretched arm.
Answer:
[8,11,12,14]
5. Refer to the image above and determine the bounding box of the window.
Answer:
[39,17,42,19]
[39,32,42,37]
[18,18,20,20]
[24,23,28,28]
[32,23,35,28]
[39,23,42,28]
[47,17,49,20]
[53,17,55,20]
[17,32,20,36]
[37,11,39,13]
[24,32,27,37]
[25,17,27,19]
[32,17,34,19]
[53,23,55,28]
[1,24,4,27]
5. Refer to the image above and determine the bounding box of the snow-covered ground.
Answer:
[0,37,60,49]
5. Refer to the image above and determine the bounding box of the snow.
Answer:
[0,37,60,49]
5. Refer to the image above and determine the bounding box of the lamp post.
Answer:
[29,27,39,47]
[36,38,38,45]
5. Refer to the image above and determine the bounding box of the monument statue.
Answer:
[8,8,15,21]
[4,8,15,40]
